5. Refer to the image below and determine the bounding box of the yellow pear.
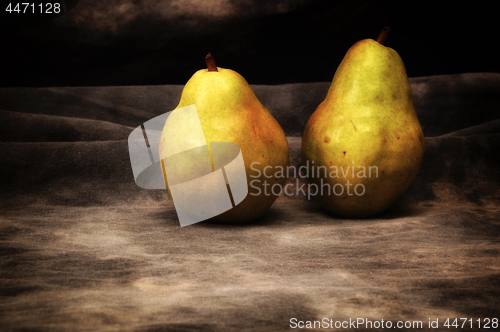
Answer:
[159,53,289,222]
[301,27,424,218]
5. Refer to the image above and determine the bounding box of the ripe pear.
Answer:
[159,53,289,222]
[301,27,424,218]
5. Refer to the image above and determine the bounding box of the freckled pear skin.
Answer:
[160,54,289,222]
[301,28,424,218]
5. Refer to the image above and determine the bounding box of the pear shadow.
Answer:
[297,195,430,222]
[373,204,421,220]
[316,203,427,221]
[146,202,290,229]
[299,198,343,220]
[197,205,289,229]
[276,197,348,225]
[377,202,433,220]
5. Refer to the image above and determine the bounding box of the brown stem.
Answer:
[376,26,390,45]
[205,52,218,72]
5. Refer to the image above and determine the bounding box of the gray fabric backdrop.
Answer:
[0,73,499,331]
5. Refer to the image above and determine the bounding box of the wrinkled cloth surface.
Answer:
[0,73,499,331]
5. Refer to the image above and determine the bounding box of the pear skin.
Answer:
[301,28,424,218]
[160,54,289,222]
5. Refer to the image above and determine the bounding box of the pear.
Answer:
[301,27,424,218]
[159,53,289,222]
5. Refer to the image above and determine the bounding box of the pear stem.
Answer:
[205,52,218,72]
[376,26,390,45]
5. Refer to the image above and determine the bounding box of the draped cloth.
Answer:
[1,73,499,330]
